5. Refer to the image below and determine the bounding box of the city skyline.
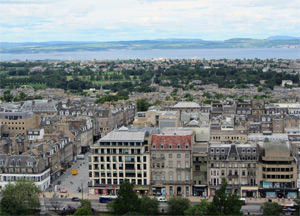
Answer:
[1,0,299,42]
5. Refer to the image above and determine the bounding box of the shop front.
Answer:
[258,188,298,198]
[91,185,119,195]
[152,186,166,196]
[241,186,258,198]
[193,185,208,197]
[134,186,150,196]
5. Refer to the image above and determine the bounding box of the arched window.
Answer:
[177,144,180,149]
[153,144,156,149]
[185,144,189,149]
[161,144,164,149]
[169,144,172,149]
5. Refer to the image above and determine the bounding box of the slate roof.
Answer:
[21,100,57,113]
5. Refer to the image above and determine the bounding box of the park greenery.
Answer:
[0,178,41,215]
[1,60,298,97]
[110,180,158,215]
[73,200,93,216]
[260,202,283,216]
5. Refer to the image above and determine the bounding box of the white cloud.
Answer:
[0,0,299,42]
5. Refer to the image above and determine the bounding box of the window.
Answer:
[153,144,156,149]
[161,144,164,149]
[177,173,181,181]
[185,161,189,168]
[185,174,189,181]
[211,149,214,153]
[177,162,181,168]
[185,144,189,149]
[169,154,172,158]
[221,148,225,153]
[169,173,173,181]
[169,144,172,149]
[177,144,180,149]
[185,154,189,158]
[169,161,173,168]
[177,154,181,158]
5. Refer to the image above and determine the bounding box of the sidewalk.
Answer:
[40,192,296,205]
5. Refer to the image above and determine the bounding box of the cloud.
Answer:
[1,0,299,42]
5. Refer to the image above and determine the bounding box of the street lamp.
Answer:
[81,180,83,200]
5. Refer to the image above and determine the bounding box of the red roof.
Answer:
[151,134,192,150]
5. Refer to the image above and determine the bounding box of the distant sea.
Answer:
[1,48,299,61]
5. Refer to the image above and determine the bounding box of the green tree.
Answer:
[209,178,242,215]
[73,205,93,216]
[112,180,141,215]
[167,196,191,215]
[184,199,210,216]
[0,178,41,215]
[140,195,159,216]
[19,91,27,101]
[80,199,91,208]
[137,99,152,111]
[260,202,283,216]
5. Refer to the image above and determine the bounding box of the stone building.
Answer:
[0,154,50,191]
[88,126,153,195]
[0,112,40,136]
[208,143,259,197]
[258,140,298,198]
[150,131,193,197]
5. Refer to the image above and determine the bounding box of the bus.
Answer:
[99,195,117,203]
[282,204,296,215]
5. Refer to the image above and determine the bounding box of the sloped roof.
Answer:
[173,102,200,108]
[151,134,191,150]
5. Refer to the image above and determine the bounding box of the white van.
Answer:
[76,155,85,160]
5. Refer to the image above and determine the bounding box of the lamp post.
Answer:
[81,180,83,200]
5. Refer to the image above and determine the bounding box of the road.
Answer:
[47,155,89,194]
[42,197,262,214]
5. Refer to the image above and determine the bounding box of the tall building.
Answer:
[88,126,154,195]
[258,140,298,198]
[208,143,259,197]
[150,129,194,197]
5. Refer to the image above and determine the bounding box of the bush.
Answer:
[167,196,190,215]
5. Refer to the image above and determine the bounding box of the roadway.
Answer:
[41,197,262,214]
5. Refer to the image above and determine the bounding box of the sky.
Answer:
[1,0,300,42]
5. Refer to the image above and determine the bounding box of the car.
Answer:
[71,197,81,202]
[60,188,67,193]
[157,197,167,202]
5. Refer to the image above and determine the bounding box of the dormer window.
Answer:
[161,144,164,149]
[185,144,189,149]
[216,148,219,153]
[153,144,156,149]
[221,148,225,153]
[242,149,245,153]
[169,144,172,149]
[27,162,33,167]
[211,149,214,153]
[177,144,180,149]
[16,159,21,167]
[247,148,251,153]
[252,149,256,153]
[10,159,15,167]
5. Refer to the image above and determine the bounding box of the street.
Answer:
[47,155,89,194]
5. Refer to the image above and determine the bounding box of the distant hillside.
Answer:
[1,37,299,54]
[267,35,300,40]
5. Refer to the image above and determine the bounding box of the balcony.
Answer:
[228,174,239,178]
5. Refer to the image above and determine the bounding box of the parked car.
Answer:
[60,188,67,193]
[157,196,167,202]
[71,197,81,202]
